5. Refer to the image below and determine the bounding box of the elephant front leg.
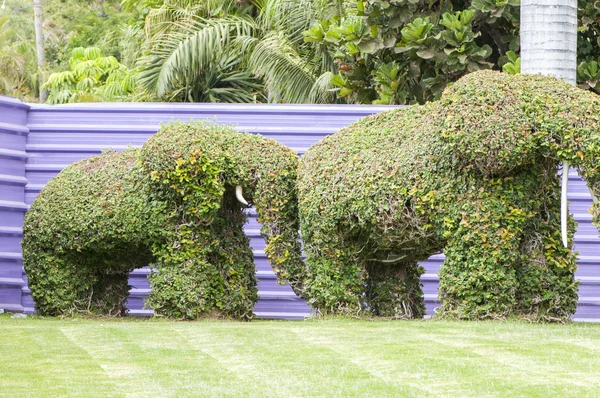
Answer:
[515,208,579,321]
[302,232,366,315]
[437,201,528,319]
[364,260,426,318]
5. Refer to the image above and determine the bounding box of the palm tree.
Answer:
[0,16,38,100]
[136,0,342,103]
[33,0,47,102]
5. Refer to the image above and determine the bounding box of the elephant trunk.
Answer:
[236,185,249,206]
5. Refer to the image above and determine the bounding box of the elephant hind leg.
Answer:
[24,250,132,316]
[438,225,522,319]
[303,252,365,315]
[364,260,426,319]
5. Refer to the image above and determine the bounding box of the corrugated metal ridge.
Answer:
[25,126,342,135]
[127,309,154,316]
[578,297,600,305]
[579,255,600,262]
[0,304,24,312]
[0,95,30,110]
[0,277,25,286]
[0,121,29,135]
[253,312,310,319]
[0,252,22,261]
[578,276,600,284]
[0,148,28,160]
[424,294,438,302]
[0,226,23,236]
[27,102,402,114]
[0,200,28,211]
[0,174,27,186]
[25,164,71,172]
[256,271,277,279]
[575,235,600,242]
[27,144,142,152]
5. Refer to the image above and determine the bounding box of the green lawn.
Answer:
[1,316,600,397]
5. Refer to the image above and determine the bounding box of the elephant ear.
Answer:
[439,70,539,177]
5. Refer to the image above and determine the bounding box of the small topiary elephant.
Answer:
[23,121,302,319]
[293,71,600,321]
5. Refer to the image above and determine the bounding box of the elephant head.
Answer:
[139,121,303,318]
[439,71,600,246]
[297,70,598,321]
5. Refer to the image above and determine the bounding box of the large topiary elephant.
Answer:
[23,121,302,319]
[294,71,600,321]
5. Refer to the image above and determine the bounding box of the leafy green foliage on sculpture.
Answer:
[295,71,600,321]
[22,122,301,319]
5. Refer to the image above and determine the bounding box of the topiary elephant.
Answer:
[294,71,600,321]
[23,121,302,319]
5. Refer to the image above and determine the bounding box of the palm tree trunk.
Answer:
[33,0,47,103]
[520,0,577,85]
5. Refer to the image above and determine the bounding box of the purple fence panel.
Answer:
[0,96,30,312]
[1,99,598,321]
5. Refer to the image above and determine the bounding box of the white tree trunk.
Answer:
[33,0,47,103]
[520,0,577,85]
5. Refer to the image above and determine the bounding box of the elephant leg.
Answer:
[149,195,258,320]
[302,230,366,315]
[25,251,91,316]
[87,270,131,316]
[364,260,425,318]
[437,198,529,319]
[515,208,579,321]
[438,234,521,319]
[25,251,131,316]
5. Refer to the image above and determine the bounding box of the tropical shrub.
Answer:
[134,0,341,103]
[296,71,600,321]
[306,0,600,105]
[0,16,38,100]
[43,47,137,104]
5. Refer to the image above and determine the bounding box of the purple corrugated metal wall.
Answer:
[0,97,29,313]
[1,96,599,321]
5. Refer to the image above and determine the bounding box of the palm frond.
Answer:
[137,16,255,98]
[309,71,337,104]
[248,32,318,103]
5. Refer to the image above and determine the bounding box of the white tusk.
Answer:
[235,185,248,206]
[561,161,570,248]
[588,186,599,205]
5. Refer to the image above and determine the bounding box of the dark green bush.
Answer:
[297,70,600,321]
[22,121,302,320]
